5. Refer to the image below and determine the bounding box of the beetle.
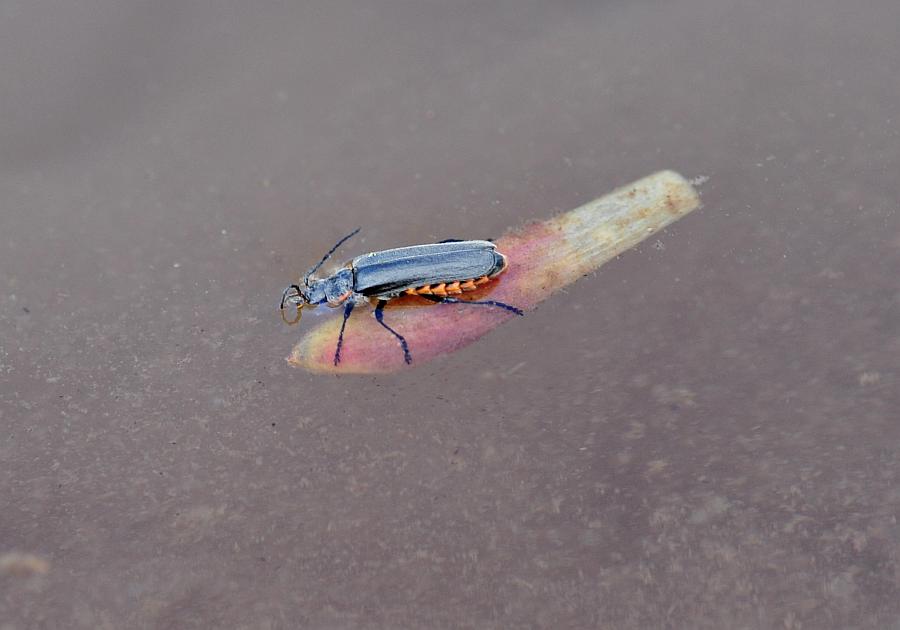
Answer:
[280,228,523,366]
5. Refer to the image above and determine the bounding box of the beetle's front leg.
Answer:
[333,300,355,366]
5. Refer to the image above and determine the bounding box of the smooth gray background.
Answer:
[2,1,898,628]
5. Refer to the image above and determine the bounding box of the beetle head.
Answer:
[280,277,334,325]
[280,228,360,325]
[279,281,316,325]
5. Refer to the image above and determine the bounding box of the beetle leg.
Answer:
[374,300,412,364]
[333,300,355,366]
[421,294,524,316]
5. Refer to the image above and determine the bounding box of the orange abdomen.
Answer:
[403,274,495,297]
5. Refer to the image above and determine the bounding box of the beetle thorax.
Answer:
[305,268,354,306]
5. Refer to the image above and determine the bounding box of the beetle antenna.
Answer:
[304,227,360,284]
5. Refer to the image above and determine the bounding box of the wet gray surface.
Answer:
[2,1,899,628]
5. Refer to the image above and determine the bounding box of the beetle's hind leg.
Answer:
[333,300,355,366]
[374,300,412,364]
[421,294,524,316]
